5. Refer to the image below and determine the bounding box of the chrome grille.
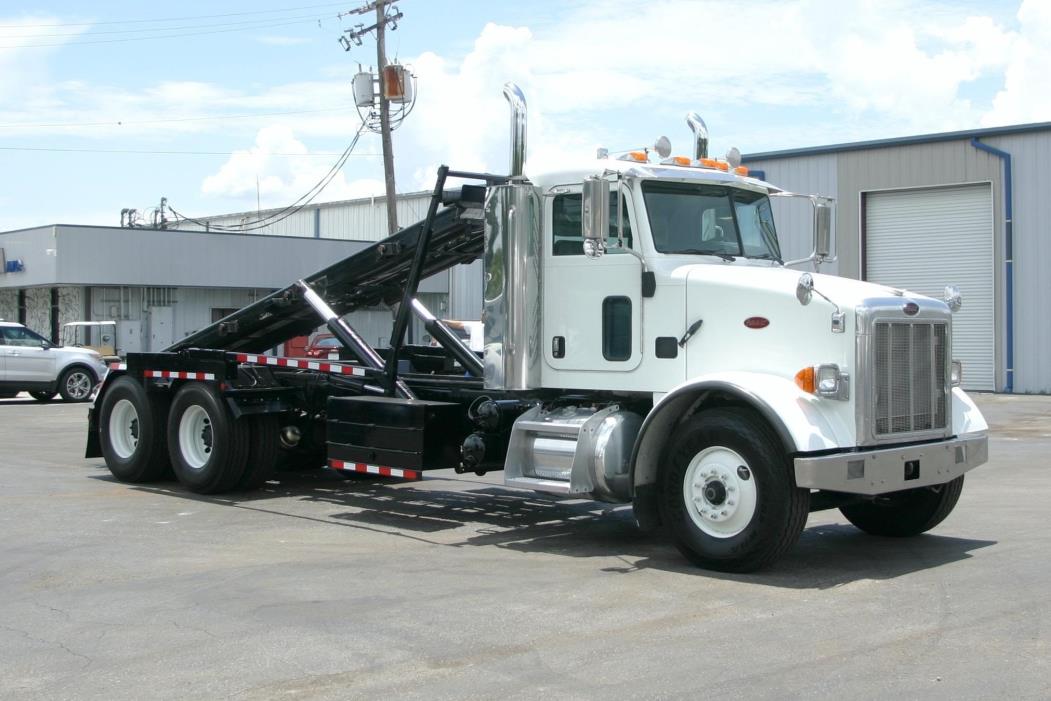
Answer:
[874,321,948,437]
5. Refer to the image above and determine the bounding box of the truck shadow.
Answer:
[93,466,997,590]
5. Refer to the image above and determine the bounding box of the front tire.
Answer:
[99,376,171,482]
[167,383,250,494]
[659,408,809,572]
[839,477,964,537]
[58,366,96,402]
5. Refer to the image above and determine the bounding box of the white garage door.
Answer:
[865,184,995,391]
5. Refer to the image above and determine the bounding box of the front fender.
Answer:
[631,371,855,492]
[629,371,852,530]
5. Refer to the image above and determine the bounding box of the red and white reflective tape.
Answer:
[234,353,367,377]
[145,370,216,381]
[328,459,421,480]
[109,362,127,371]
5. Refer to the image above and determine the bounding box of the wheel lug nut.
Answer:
[728,501,735,506]
[721,511,727,516]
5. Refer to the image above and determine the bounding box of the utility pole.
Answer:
[340,1,402,235]
[374,1,397,235]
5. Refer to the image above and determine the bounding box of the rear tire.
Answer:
[30,391,56,402]
[58,366,96,402]
[99,376,171,482]
[236,415,283,491]
[167,383,250,494]
[659,408,809,572]
[839,477,964,537]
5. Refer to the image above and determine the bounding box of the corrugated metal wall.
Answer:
[179,192,433,242]
[985,132,1051,392]
[744,154,839,274]
[319,193,431,241]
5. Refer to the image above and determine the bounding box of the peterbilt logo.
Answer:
[903,302,920,316]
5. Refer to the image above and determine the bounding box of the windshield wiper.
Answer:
[672,249,737,261]
[749,253,783,264]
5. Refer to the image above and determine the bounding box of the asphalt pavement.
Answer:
[0,392,1047,700]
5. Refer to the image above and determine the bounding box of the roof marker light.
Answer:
[619,151,649,163]
[661,156,692,166]
[734,165,749,176]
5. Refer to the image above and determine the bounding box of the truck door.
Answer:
[543,187,642,373]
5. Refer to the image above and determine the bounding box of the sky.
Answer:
[0,0,1048,231]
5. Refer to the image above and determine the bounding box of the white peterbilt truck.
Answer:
[87,84,988,571]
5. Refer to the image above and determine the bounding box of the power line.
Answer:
[0,105,357,129]
[0,15,328,49]
[0,146,377,157]
[167,124,368,232]
[4,10,344,40]
[0,2,351,29]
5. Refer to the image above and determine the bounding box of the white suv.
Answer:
[0,321,110,402]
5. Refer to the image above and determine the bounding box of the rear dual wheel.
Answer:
[99,376,171,482]
[167,383,252,494]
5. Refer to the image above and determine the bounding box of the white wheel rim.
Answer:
[178,404,214,469]
[66,371,92,399]
[683,446,758,538]
[109,399,140,459]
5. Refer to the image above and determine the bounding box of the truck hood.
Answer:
[671,263,927,309]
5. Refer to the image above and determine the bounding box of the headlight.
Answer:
[795,363,850,400]
[951,360,962,387]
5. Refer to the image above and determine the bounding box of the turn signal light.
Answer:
[796,364,850,400]
[795,367,816,393]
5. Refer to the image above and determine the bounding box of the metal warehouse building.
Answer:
[745,122,1051,394]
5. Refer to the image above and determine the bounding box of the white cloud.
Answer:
[982,0,1051,126]
[201,125,384,205]
[6,0,1051,225]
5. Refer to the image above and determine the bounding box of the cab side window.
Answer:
[1,327,47,347]
[552,193,633,256]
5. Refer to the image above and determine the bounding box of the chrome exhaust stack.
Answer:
[503,82,527,177]
[685,111,709,159]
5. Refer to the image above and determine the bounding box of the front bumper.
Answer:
[793,433,988,495]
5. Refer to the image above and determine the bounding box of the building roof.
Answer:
[742,121,1051,163]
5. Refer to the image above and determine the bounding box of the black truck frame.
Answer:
[86,168,585,491]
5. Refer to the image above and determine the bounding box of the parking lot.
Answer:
[0,393,1048,700]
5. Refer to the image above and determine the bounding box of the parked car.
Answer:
[0,321,109,402]
[303,333,343,359]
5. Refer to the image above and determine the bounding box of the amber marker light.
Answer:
[734,166,749,176]
[795,367,816,393]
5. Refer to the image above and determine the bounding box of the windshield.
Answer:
[642,181,781,261]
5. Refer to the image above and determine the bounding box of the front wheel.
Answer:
[839,477,964,537]
[659,408,809,572]
[58,366,96,402]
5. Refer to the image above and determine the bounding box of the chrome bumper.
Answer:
[793,433,988,495]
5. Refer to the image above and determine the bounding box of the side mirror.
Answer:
[581,175,608,258]
[814,203,832,260]
[796,272,814,306]
[40,340,52,349]
[944,285,963,312]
